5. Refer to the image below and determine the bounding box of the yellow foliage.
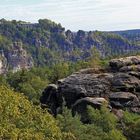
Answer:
[0,86,62,140]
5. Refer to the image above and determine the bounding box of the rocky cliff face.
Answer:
[0,19,140,66]
[0,42,34,73]
[40,56,140,121]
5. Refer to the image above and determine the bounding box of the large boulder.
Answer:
[109,56,140,70]
[120,65,140,72]
[111,73,140,92]
[58,71,112,108]
[109,92,140,112]
[72,97,109,122]
[40,84,62,115]
[109,92,137,101]
[40,56,140,118]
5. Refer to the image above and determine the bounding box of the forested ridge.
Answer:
[0,19,140,69]
[0,18,140,140]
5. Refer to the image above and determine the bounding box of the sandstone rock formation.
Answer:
[0,42,34,74]
[0,50,7,74]
[110,56,140,70]
[72,97,110,122]
[8,42,34,73]
[40,56,140,119]
[40,84,62,116]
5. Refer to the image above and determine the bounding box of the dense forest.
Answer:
[114,30,140,46]
[0,56,140,140]
[0,70,140,140]
[0,19,140,71]
[0,18,140,140]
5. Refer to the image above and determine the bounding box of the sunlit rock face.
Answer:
[0,42,34,74]
[0,60,4,74]
[0,50,7,74]
[7,42,34,73]
[40,56,140,120]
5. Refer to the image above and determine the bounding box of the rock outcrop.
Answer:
[72,97,110,122]
[40,56,140,120]
[1,19,140,66]
[110,56,140,70]
[0,50,7,74]
[40,84,62,116]
[8,42,34,73]
[0,42,34,73]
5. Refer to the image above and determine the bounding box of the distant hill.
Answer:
[113,29,140,46]
[0,18,140,73]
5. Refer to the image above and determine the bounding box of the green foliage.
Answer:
[87,106,117,132]
[0,19,139,67]
[0,60,139,140]
[123,111,140,125]
[104,130,127,140]
[5,70,48,104]
[48,63,70,83]
[0,19,140,140]
[122,111,140,140]
[57,106,126,140]
[0,86,63,140]
[38,19,64,32]
[0,35,12,51]
[125,119,140,140]
[0,75,8,86]
[57,106,82,134]
[89,47,101,68]
[0,60,90,104]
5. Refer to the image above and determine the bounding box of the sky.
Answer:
[0,0,140,31]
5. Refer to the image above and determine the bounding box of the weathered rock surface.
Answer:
[72,97,110,122]
[109,56,140,70]
[58,72,111,108]
[40,56,140,118]
[0,42,34,73]
[111,73,140,92]
[120,65,140,72]
[40,84,62,116]
[8,42,34,73]
[109,92,140,111]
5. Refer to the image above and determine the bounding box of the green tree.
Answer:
[122,111,140,140]
[49,63,69,83]
[87,106,117,132]
[0,86,63,140]
[57,106,126,140]
[89,47,101,68]
[125,119,140,140]
[6,70,48,104]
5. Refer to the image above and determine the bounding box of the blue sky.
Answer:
[0,0,140,31]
